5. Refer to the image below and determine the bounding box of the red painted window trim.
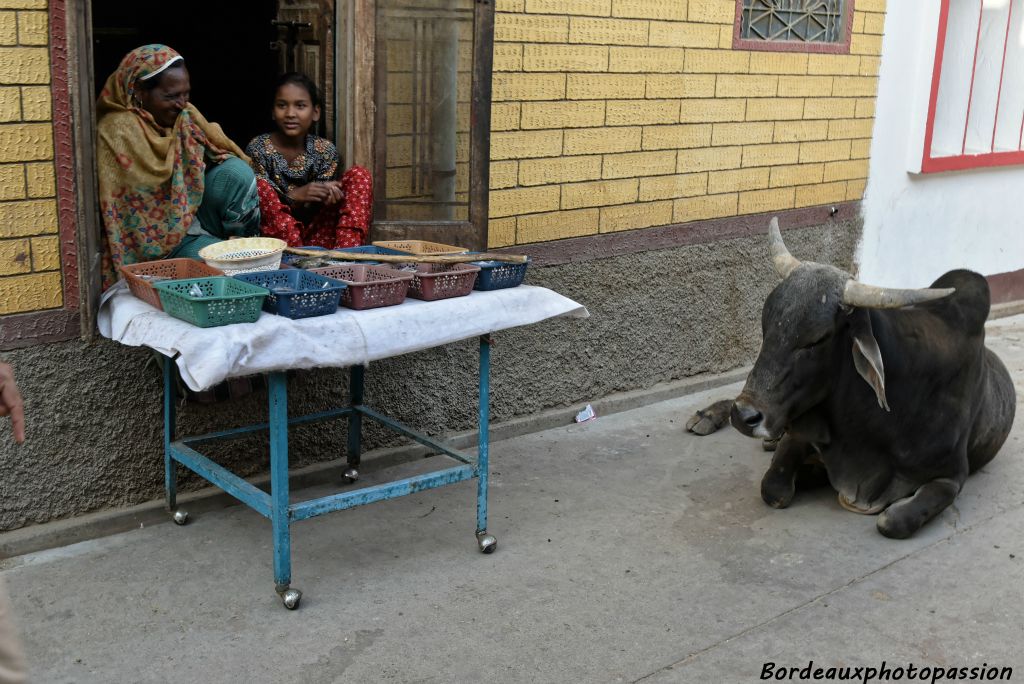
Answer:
[51,0,80,314]
[921,0,1024,173]
[0,0,81,351]
[732,0,855,54]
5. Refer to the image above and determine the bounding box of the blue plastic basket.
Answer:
[153,276,269,328]
[233,269,346,319]
[282,245,411,267]
[472,259,530,291]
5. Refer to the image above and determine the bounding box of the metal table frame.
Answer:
[161,334,496,609]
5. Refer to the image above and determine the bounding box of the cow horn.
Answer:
[841,281,956,309]
[768,217,801,278]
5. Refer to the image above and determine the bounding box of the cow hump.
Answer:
[923,269,990,335]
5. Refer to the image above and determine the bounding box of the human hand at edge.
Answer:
[0,362,26,443]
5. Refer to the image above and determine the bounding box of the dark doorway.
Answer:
[91,0,279,150]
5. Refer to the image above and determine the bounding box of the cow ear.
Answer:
[848,311,890,412]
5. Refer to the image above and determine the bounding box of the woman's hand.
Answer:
[288,182,345,205]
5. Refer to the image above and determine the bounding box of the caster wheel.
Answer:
[342,467,359,484]
[281,588,302,610]
[172,510,189,526]
[477,533,497,554]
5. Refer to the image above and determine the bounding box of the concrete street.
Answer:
[3,314,1023,684]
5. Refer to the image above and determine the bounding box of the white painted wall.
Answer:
[858,0,1024,286]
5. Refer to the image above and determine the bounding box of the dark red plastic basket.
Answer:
[406,263,480,301]
[309,263,414,310]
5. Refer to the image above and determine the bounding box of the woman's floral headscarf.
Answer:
[96,44,248,288]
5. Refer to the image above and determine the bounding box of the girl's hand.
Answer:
[323,181,345,206]
[288,182,336,204]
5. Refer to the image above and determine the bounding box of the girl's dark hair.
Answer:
[138,60,186,91]
[274,72,320,108]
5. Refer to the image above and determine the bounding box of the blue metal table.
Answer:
[161,334,496,610]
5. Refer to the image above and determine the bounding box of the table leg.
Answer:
[163,356,186,525]
[269,371,301,609]
[344,365,364,484]
[476,335,496,554]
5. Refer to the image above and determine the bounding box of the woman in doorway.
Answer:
[96,44,260,289]
[246,72,372,249]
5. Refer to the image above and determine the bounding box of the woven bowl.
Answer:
[198,237,287,275]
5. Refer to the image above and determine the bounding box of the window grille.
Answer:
[741,0,845,42]
[733,0,854,53]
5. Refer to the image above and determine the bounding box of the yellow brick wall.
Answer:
[487,0,883,247]
[0,0,60,315]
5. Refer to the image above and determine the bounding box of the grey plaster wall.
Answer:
[0,220,859,532]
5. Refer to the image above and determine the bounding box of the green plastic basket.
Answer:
[154,276,269,328]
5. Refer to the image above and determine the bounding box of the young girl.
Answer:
[246,73,372,249]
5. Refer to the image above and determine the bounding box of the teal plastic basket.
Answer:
[154,276,269,328]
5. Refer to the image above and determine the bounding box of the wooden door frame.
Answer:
[468,0,495,252]
[339,0,376,171]
[69,0,102,339]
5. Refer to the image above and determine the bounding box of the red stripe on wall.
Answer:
[922,0,950,169]
[988,268,1024,305]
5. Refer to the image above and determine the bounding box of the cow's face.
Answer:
[732,264,850,440]
[731,217,956,441]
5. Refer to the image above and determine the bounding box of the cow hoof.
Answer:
[761,473,795,509]
[686,414,719,435]
[685,400,733,436]
[876,511,916,539]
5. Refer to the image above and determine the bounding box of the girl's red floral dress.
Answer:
[245,133,372,249]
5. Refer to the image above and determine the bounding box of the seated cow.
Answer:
[689,217,1016,539]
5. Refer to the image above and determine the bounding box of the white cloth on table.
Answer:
[98,284,588,391]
